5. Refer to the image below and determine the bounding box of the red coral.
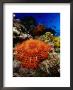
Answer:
[14,39,52,69]
[31,24,45,36]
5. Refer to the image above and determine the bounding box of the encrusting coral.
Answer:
[14,39,52,69]
[53,36,60,48]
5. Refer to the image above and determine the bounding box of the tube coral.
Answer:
[14,39,52,69]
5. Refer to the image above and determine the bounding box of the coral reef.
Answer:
[39,52,60,76]
[14,39,52,69]
[13,15,60,77]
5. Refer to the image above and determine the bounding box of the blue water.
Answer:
[14,13,60,36]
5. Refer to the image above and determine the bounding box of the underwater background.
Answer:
[14,13,60,36]
[13,13,60,77]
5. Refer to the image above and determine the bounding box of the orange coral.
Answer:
[14,39,52,69]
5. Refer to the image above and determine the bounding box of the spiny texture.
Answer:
[14,39,52,69]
